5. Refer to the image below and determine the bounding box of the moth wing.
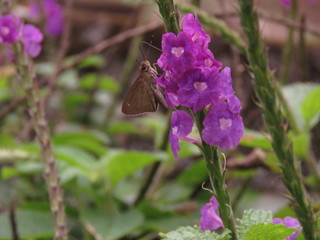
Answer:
[122,78,158,115]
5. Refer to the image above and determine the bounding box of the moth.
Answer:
[122,60,168,115]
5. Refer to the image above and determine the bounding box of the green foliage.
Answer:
[77,54,106,69]
[81,209,144,240]
[237,209,272,236]
[159,226,231,240]
[301,87,320,128]
[243,223,295,240]
[0,210,53,239]
[99,150,168,185]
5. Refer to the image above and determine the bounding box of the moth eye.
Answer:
[141,66,148,72]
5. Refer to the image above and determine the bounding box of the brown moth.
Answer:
[122,60,168,115]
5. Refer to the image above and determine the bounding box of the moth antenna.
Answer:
[142,41,162,53]
[145,40,152,59]
[139,43,146,60]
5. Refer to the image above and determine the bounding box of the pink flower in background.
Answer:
[281,0,317,7]
[21,24,43,58]
[0,15,21,44]
[29,0,63,36]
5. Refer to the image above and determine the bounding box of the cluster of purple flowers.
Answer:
[280,0,316,8]
[0,14,43,58]
[29,0,63,37]
[157,14,244,159]
[272,217,301,240]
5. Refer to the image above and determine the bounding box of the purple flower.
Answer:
[21,24,43,58]
[158,32,198,73]
[29,0,63,36]
[181,13,210,49]
[272,217,301,240]
[169,110,200,159]
[202,101,244,150]
[0,15,21,44]
[280,0,316,7]
[200,196,224,231]
[177,68,220,112]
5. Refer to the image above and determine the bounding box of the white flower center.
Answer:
[0,26,10,36]
[194,82,208,93]
[204,58,213,67]
[219,118,232,131]
[171,47,184,57]
[172,126,178,135]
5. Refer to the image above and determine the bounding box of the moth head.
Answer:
[140,60,151,72]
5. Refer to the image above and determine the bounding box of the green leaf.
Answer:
[81,209,144,240]
[282,83,319,130]
[240,129,272,150]
[159,226,231,240]
[237,209,272,237]
[301,87,320,128]
[99,150,167,185]
[77,54,105,69]
[243,223,295,240]
[53,131,108,155]
[178,159,207,185]
[290,132,309,159]
[0,210,53,239]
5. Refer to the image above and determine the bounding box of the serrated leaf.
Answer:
[301,87,320,128]
[159,226,231,240]
[237,209,272,237]
[81,209,144,240]
[244,223,296,240]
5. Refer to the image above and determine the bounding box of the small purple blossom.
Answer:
[169,110,200,159]
[0,15,21,44]
[29,0,63,36]
[21,24,43,58]
[200,196,224,231]
[272,217,301,240]
[202,101,244,151]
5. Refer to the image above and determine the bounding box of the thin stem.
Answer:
[237,0,319,239]
[280,0,298,84]
[13,43,68,240]
[196,111,238,239]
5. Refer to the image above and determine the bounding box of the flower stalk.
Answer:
[13,42,68,240]
[196,110,238,239]
[237,0,319,239]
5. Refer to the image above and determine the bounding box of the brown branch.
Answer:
[9,204,19,240]
[0,21,162,120]
[226,149,267,169]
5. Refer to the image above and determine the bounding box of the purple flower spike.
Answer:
[0,15,21,44]
[272,217,301,240]
[200,196,224,231]
[169,110,199,159]
[202,101,244,150]
[21,24,43,58]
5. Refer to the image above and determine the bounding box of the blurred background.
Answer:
[1,0,320,239]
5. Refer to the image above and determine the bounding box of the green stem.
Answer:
[237,1,319,239]
[155,0,180,34]
[196,111,238,239]
[177,3,246,54]
[280,0,298,84]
